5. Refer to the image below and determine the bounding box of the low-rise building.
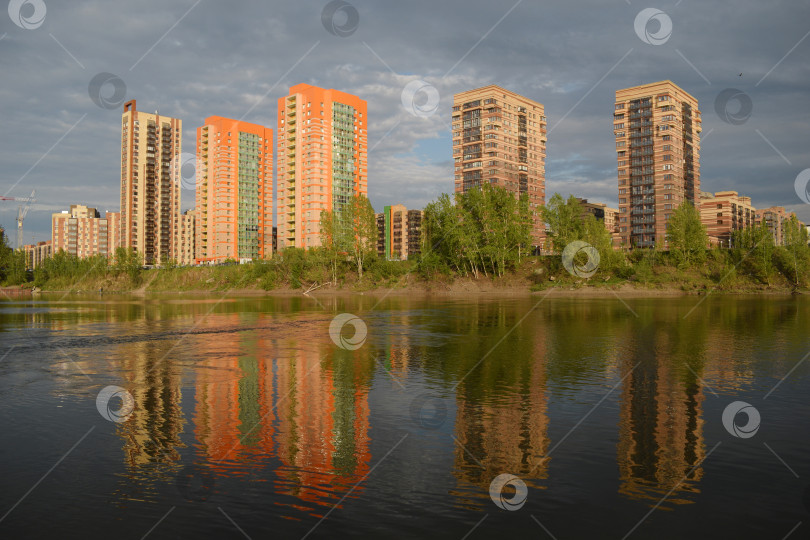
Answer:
[577,198,621,247]
[699,191,756,247]
[23,241,52,269]
[376,204,423,261]
[51,205,110,258]
[756,206,790,246]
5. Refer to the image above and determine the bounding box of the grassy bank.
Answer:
[3,245,808,296]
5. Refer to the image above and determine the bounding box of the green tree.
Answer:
[348,195,378,280]
[112,247,143,284]
[320,208,350,285]
[541,193,584,253]
[666,201,708,267]
[0,226,12,283]
[421,184,533,278]
[323,195,377,280]
[777,214,810,287]
[731,221,774,284]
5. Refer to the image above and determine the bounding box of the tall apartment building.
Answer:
[452,85,547,246]
[195,116,273,262]
[23,241,52,269]
[106,211,121,256]
[121,100,182,265]
[179,209,196,266]
[375,204,423,260]
[276,84,368,250]
[51,205,110,258]
[699,191,756,246]
[615,81,701,248]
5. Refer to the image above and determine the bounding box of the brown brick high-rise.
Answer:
[615,81,701,249]
[452,85,547,247]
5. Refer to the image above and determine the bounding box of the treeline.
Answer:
[420,183,533,277]
[3,186,810,292]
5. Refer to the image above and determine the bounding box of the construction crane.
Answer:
[0,190,36,249]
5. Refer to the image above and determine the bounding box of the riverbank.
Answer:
[5,267,805,298]
[5,247,810,298]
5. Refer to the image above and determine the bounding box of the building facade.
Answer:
[195,116,273,263]
[23,241,52,269]
[120,100,182,266]
[756,206,790,246]
[105,211,121,257]
[51,205,110,258]
[699,191,756,246]
[179,209,196,266]
[276,84,368,250]
[577,198,621,240]
[376,205,423,261]
[452,85,547,246]
[615,81,701,249]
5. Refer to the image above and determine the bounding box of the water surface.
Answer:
[0,293,808,539]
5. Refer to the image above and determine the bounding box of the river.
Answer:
[0,293,808,539]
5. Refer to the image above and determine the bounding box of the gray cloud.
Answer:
[1,0,809,245]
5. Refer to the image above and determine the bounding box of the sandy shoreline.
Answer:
[14,281,804,299]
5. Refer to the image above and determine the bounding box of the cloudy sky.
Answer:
[1,0,809,246]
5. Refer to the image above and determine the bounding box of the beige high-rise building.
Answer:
[105,211,121,257]
[51,205,110,258]
[179,209,196,266]
[452,85,547,246]
[276,84,368,250]
[615,81,701,249]
[120,100,182,265]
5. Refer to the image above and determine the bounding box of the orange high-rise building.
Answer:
[195,116,274,262]
[276,84,368,250]
[120,100,182,265]
[615,81,701,249]
[452,85,547,246]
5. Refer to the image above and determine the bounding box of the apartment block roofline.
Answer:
[453,84,544,103]
[202,115,272,132]
[615,80,699,103]
[286,83,368,104]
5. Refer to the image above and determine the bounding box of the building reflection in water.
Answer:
[192,312,373,512]
[448,302,550,506]
[617,324,706,507]
[112,322,186,503]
